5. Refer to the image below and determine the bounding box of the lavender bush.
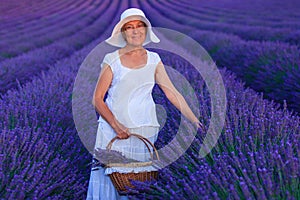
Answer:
[148,0,300,46]
[0,1,130,198]
[0,0,106,60]
[0,127,86,199]
[1,0,299,199]
[0,0,75,27]
[189,0,300,20]
[0,0,91,36]
[0,0,116,94]
[126,51,299,200]
[138,0,300,112]
[163,0,300,30]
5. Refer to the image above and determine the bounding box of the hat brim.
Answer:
[105,15,160,47]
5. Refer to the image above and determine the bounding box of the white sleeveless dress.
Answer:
[86,49,161,200]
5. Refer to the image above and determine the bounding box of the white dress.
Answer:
[86,49,161,200]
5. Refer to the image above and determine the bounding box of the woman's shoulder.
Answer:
[146,49,159,56]
[147,49,161,63]
[102,50,119,64]
[104,49,119,59]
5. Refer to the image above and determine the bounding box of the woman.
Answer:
[86,8,203,200]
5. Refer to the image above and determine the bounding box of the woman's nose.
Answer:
[132,28,138,34]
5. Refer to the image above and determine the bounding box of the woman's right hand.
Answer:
[112,121,130,139]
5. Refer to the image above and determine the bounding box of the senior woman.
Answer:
[86,8,203,200]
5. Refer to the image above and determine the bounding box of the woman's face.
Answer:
[122,20,147,47]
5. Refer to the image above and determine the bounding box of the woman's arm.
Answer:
[155,61,204,130]
[92,64,130,139]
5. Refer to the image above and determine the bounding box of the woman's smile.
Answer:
[131,36,142,40]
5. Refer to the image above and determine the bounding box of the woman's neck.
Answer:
[122,45,145,55]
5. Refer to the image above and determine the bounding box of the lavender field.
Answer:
[0,0,299,199]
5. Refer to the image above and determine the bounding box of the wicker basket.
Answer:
[105,133,159,194]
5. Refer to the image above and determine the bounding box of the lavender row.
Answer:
[139,0,300,113]
[0,127,86,199]
[172,0,300,29]
[203,1,300,20]
[0,42,101,171]
[209,36,300,112]
[0,56,92,199]
[0,0,57,26]
[126,51,299,199]
[136,3,298,198]
[130,137,299,199]
[180,0,300,21]
[155,49,299,149]
[0,0,76,30]
[0,0,102,60]
[149,0,300,46]
[1,1,298,198]
[164,1,300,31]
[0,1,128,198]
[0,1,74,31]
[1,1,93,42]
[0,0,114,94]
[2,43,298,198]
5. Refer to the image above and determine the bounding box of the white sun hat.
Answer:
[105,8,160,47]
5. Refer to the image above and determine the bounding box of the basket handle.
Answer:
[106,133,160,161]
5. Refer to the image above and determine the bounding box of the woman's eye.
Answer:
[125,26,134,30]
[123,24,146,31]
[137,24,145,28]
